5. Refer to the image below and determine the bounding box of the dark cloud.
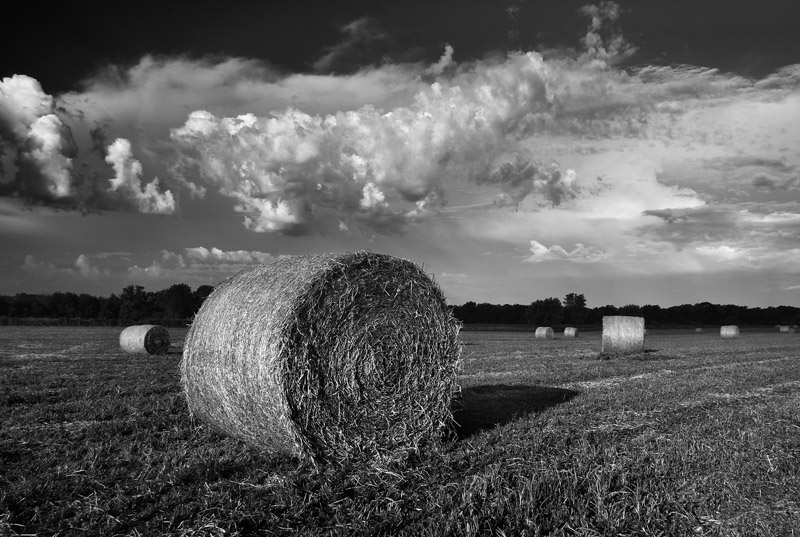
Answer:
[640,207,740,246]
[312,17,394,74]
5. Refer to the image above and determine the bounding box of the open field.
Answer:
[1,326,799,536]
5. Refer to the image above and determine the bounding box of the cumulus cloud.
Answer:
[5,0,799,249]
[22,253,109,279]
[105,138,175,214]
[525,240,606,263]
[170,50,592,233]
[0,75,77,202]
[128,250,186,279]
[184,246,277,264]
[578,1,636,65]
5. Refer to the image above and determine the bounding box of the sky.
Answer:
[1,0,799,308]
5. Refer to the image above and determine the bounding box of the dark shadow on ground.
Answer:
[452,384,579,439]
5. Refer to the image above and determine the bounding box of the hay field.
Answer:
[2,326,799,536]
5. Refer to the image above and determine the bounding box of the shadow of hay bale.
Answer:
[452,384,579,439]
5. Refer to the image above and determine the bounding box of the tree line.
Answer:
[0,284,213,326]
[1,288,798,328]
[453,293,800,328]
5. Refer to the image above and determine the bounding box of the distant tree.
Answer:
[563,293,586,310]
[618,304,642,316]
[563,292,587,324]
[525,297,563,326]
[119,285,149,323]
[99,294,121,324]
[77,294,101,319]
[157,283,195,320]
[640,304,663,325]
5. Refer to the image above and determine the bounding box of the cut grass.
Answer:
[1,326,799,535]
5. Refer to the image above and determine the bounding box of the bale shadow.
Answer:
[452,384,579,439]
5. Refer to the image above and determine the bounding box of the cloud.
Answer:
[312,17,392,74]
[127,250,186,279]
[480,159,580,208]
[5,2,799,252]
[440,272,468,279]
[640,206,800,249]
[426,44,455,77]
[170,50,591,234]
[105,138,175,214]
[525,240,606,263]
[184,246,277,265]
[0,75,77,203]
[126,246,283,284]
[577,1,636,66]
[74,254,108,278]
[22,253,109,280]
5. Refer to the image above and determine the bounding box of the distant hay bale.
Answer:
[601,316,645,355]
[695,327,703,333]
[778,325,790,333]
[119,325,170,355]
[534,327,555,340]
[181,251,461,466]
[563,327,579,338]
[720,325,740,339]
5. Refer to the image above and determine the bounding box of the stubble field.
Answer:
[1,326,799,536]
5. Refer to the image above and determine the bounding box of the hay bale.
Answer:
[563,327,579,338]
[778,325,790,333]
[601,316,645,355]
[534,327,554,340]
[695,327,703,333]
[119,325,170,355]
[720,325,739,339]
[181,251,461,465]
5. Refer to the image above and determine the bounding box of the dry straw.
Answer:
[601,316,645,355]
[563,327,579,338]
[778,325,790,333]
[720,325,740,339]
[535,327,554,340]
[119,325,170,355]
[695,327,703,333]
[181,251,461,466]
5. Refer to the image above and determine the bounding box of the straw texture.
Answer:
[563,327,579,338]
[181,251,461,465]
[720,325,740,338]
[119,325,170,355]
[601,316,645,354]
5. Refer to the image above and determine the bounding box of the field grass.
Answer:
[1,326,799,536]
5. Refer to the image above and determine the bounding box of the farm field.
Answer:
[1,326,799,536]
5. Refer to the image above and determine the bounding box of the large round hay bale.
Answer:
[181,251,461,465]
[695,327,703,333]
[720,325,739,338]
[601,316,645,354]
[778,325,790,333]
[119,325,171,355]
[534,327,554,340]
[563,327,579,338]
